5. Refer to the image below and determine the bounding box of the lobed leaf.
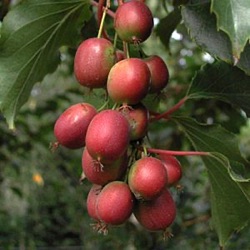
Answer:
[0,0,91,129]
[211,0,250,60]
[181,0,250,75]
[204,155,250,246]
[182,0,232,61]
[173,116,250,246]
[187,61,250,118]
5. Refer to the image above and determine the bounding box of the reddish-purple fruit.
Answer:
[53,103,97,149]
[114,0,153,43]
[96,181,134,225]
[107,58,150,105]
[74,38,116,88]
[86,184,102,221]
[133,188,176,231]
[159,155,182,186]
[115,50,125,62]
[144,55,169,93]
[82,148,128,186]
[128,157,167,200]
[85,109,130,164]
[122,103,149,141]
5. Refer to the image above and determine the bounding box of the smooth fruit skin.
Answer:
[115,50,125,62]
[86,184,102,221]
[96,181,134,225]
[128,157,167,200]
[82,148,128,186]
[121,103,149,141]
[159,155,182,186]
[54,103,97,149]
[144,55,169,93]
[107,58,150,105]
[133,188,176,231]
[114,0,153,43]
[74,38,116,88]
[85,109,130,164]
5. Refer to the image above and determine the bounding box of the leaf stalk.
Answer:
[150,96,188,122]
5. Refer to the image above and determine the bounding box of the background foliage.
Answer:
[0,0,250,249]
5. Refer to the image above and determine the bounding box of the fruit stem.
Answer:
[97,99,110,112]
[123,42,130,58]
[91,1,115,18]
[96,0,111,40]
[113,32,118,49]
[97,5,108,38]
[142,145,148,157]
[150,96,188,122]
[112,103,119,110]
[139,147,210,157]
[97,0,105,27]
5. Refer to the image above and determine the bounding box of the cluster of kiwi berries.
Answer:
[53,0,183,237]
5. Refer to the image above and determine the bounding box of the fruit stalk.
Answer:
[97,6,108,38]
[123,41,130,58]
[97,0,106,25]
[97,0,110,40]
[91,0,115,18]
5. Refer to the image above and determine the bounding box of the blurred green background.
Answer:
[1,1,250,249]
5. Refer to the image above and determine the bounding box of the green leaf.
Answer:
[181,1,233,62]
[187,61,250,117]
[173,116,247,163]
[204,156,250,246]
[181,0,250,75]
[0,0,91,129]
[155,8,182,51]
[173,116,250,246]
[211,0,250,60]
[210,153,250,200]
[237,44,250,75]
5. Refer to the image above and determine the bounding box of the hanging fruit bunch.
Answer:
[52,0,208,239]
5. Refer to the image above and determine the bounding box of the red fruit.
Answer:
[53,103,97,149]
[122,103,149,141]
[133,188,176,231]
[144,55,169,93]
[115,50,125,62]
[128,157,167,200]
[86,184,102,221]
[159,155,182,186]
[82,148,128,186]
[74,38,116,88]
[85,109,130,164]
[96,181,134,225]
[114,0,153,43]
[107,58,150,105]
